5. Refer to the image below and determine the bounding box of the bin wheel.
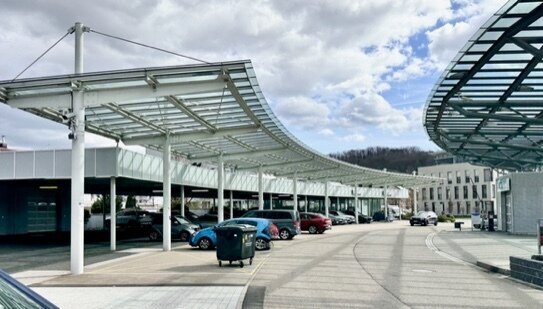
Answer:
[249,258,253,265]
[219,260,222,267]
[240,261,244,268]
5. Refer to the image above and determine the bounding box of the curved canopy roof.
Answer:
[424,0,543,171]
[1,60,438,187]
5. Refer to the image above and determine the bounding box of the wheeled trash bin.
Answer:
[216,224,257,268]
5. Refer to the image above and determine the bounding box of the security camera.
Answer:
[60,110,76,123]
[68,132,75,140]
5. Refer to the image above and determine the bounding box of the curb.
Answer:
[476,261,510,276]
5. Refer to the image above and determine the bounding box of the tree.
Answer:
[91,195,123,214]
[329,147,437,173]
[125,195,137,209]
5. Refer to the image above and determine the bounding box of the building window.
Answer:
[446,187,450,199]
[474,170,479,183]
[421,188,427,200]
[457,201,461,214]
[447,172,452,184]
[432,202,435,212]
[456,171,461,184]
[492,184,495,199]
[430,188,434,200]
[484,169,492,182]
[463,185,468,199]
[437,187,442,200]
[424,202,428,211]
[454,186,459,199]
[465,170,470,183]
[466,201,471,214]
[482,184,487,199]
[472,185,478,199]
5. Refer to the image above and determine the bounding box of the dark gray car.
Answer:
[149,215,200,241]
[241,209,301,240]
[410,211,438,226]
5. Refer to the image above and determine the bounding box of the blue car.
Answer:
[189,218,278,251]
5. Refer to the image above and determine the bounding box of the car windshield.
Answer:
[0,276,44,308]
[175,216,190,224]
[416,211,427,216]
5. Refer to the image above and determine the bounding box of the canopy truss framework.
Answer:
[1,60,438,187]
[424,0,543,171]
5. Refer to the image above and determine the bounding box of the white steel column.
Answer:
[269,193,273,210]
[70,22,86,275]
[412,171,418,214]
[384,185,388,221]
[293,174,298,210]
[110,177,116,251]
[180,185,185,217]
[258,165,264,210]
[324,182,329,217]
[230,190,234,219]
[163,136,171,251]
[304,195,308,212]
[413,187,418,213]
[336,196,340,210]
[354,184,359,224]
[217,156,224,223]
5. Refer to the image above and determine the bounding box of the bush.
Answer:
[403,212,413,220]
[438,214,456,223]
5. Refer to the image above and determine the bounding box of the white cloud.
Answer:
[274,96,330,130]
[340,133,366,143]
[318,128,334,137]
[0,0,508,153]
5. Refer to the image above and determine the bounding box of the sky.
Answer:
[0,0,509,154]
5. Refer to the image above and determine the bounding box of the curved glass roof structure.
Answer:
[424,0,543,171]
[1,60,438,187]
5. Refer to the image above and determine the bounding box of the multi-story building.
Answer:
[417,163,497,216]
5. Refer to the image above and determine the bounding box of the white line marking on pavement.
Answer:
[425,232,471,266]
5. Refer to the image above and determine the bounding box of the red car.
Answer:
[300,212,332,234]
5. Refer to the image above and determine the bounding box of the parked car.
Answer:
[194,213,219,228]
[343,210,373,224]
[189,218,278,250]
[410,211,438,226]
[241,209,301,240]
[372,211,386,222]
[329,210,355,224]
[105,208,153,230]
[329,214,346,225]
[300,212,332,234]
[0,269,59,308]
[149,215,200,241]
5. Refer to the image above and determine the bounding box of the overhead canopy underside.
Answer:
[1,60,438,187]
[425,0,543,171]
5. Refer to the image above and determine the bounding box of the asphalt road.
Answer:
[243,223,543,308]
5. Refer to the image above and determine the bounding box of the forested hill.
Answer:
[329,147,437,174]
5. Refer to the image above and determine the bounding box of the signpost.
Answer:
[538,219,543,255]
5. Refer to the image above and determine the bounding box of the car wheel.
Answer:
[423,220,428,226]
[434,221,438,226]
[308,225,318,234]
[255,237,269,251]
[179,231,190,242]
[410,222,414,226]
[149,231,160,241]
[198,237,213,250]
[279,228,291,240]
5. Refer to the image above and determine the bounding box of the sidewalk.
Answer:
[432,221,538,275]
[15,243,261,309]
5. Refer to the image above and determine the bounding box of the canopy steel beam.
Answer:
[190,147,287,161]
[166,95,217,132]
[277,166,339,178]
[122,125,259,145]
[104,103,167,134]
